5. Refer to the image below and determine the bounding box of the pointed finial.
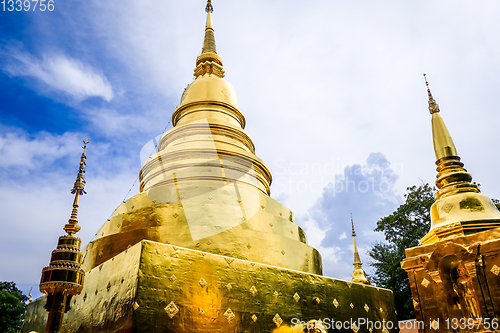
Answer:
[351,213,356,237]
[28,288,32,303]
[205,0,213,13]
[194,0,225,78]
[424,74,440,114]
[63,139,89,235]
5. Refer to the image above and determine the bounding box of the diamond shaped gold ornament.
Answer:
[491,265,500,276]
[364,304,369,312]
[315,297,320,304]
[421,278,430,288]
[333,299,339,308]
[273,314,283,328]
[352,323,359,333]
[252,314,258,322]
[224,308,235,322]
[164,301,179,318]
[273,291,279,298]
[199,278,207,288]
[350,303,354,309]
[293,292,300,302]
[250,285,257,296]
[169,274,177,283]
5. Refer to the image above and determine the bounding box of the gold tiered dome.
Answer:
[421,75,500,244]
[81,1,322,275]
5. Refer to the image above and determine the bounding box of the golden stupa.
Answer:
[401,75,500,332]
[23,2,397,332]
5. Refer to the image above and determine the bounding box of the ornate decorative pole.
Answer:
[39,139,88,333]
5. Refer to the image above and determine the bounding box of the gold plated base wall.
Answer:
[402,227,500,333]
[24,240,398,333]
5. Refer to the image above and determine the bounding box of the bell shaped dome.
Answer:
[180,74,238,108]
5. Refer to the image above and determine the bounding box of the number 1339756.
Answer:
[2,0,54,11]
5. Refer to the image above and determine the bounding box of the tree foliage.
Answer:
[0,281,28,333]
[369,184,435,320]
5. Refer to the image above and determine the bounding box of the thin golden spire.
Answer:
[194,0,225,78]
[351,214,361,264]
[63,138,88,235]
[350,214,370,285]
[424,74,440,114]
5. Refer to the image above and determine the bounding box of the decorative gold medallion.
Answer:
[369,329,373,333]
[226,283,232,291]
[199,278,207,288]
[364,304,369,312]
[350,303,354,309]
[333,299,339,308]
[281,250,286,255]
[352,323,359,333]
[315,297,320,304]
[421,278,430,288]
[225,257,234,265]
[164,301,179,318]
[133,302,140,310]
[273,291,279,298]
[269,222,274,227]
[293,292,300,302]
[379,307,384,313]
[250,285,258,296]
[199,308,205,316]
[169,274,177,283]
[252,314,258,322]
[173,213,178,218]
[273,314,283,328]
[491,265,500,276]
[431,320,439,330]
[224,308,235,322]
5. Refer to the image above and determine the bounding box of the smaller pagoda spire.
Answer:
[40,139,88,333]
[350,214,370,285]
[194,0,225,78]
[63,138,88,235]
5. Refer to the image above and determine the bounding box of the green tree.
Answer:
[0,282,28,333]
[368,184,436,320]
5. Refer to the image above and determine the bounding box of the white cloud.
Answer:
[3,50,114,102]
[339,232,347,240]
[0,130,79,169]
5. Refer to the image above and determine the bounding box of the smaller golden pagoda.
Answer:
[401,76,500,332]
[351,215,370,285]
[39,139,88,333]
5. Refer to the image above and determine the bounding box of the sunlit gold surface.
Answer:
[24,241,398,333]
[421,78,500,244]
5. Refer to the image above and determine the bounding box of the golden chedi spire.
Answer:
[84,1,322,278]
[194,0,225,78]
[40,139,88,333]
[421,75,500,245]
[351,215,370,285]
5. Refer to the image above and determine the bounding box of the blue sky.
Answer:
[2,0,500,299]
